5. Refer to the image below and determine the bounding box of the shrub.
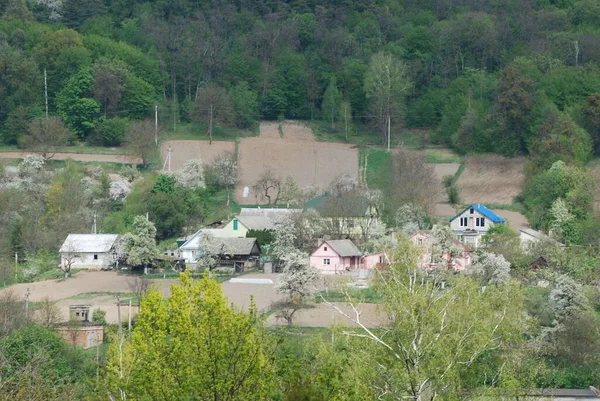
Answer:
[446,184,461,204]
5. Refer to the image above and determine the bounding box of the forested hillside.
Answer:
[0,0,600,157]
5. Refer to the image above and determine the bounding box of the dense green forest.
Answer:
[0,0,600,157]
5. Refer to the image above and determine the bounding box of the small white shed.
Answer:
[59,234,119,270]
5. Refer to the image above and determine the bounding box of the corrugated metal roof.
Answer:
[323,239,362,257]
[59,234,119,253]
[217,237,260,255]
[450,204,505,223]
[236,208,301,230]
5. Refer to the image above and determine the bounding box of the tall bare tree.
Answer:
[22,117,70,159]
[364,52,411,148]
[126,120,156,166]
[252,168,281,205]
[193,84,233,144]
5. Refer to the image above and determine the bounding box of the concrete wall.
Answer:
[55,325,104,349]
[61,252,113,270]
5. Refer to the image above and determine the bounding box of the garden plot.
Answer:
[456,155,525,205]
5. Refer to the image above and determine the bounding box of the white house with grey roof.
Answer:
[179,235,260,267]
[59,234,120,270]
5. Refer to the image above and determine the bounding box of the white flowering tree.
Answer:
[273,249,319,327]
[548,274,588,325]
[395,203,428,236]
[109,179,132,201]
[212,151,239,205]
[549,197,574,243]
[196,232,229,273]
[122,216,159,271]
[175,159,205,189]
[469,252,511,286]
[431,225,462,269]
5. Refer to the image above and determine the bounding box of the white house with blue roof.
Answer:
[449,204,505,248]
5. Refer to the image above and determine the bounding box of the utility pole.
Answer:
[168,145,172,172]
[387,114,391,152]
[92,213,97,234]
[24,288,30,319]
[208,104,213,145]
[344,104,348,143]
[116,295,122,338]
[44,69,48,119]
[154,104,158,146]
[128,300,132,336]
[14,252,18,282]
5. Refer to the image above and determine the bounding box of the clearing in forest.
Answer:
[456,155,525,205]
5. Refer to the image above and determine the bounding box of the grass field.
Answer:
[161,122,258,142]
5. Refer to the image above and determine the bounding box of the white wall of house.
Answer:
[61,252,113,270]
[221,218,248,237]
[450,207,494,233]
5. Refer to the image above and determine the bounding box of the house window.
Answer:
[323,258,331,265]
[460,217,468,227]
[324,246,328,251]
[476,217,486,227]
[470,208,474,214]
[379,256,383,263]
[191,250,197,256]
[418,238,423,246]
[93,254,98,260]
[233,219,238,231]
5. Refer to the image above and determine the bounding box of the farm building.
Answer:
[180,236,261,271]
[519,228,564,250]
[306,193,381,240]
[410,231,473,271]
[55,305,103,349]
[450,204,505,248]
[59,234,120,270]
[310,239,363,275]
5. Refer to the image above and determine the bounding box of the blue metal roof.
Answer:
[450,204,505,223]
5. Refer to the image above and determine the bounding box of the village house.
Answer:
[306,193,381,240]
[449,204,505,248]
[59,234,120,270]
[410,231,473,271]
[310,239,363,274]
[220,207,301,238]
[179,236,261,271]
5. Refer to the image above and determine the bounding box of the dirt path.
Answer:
[0,152,141,164]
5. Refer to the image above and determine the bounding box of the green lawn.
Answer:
[0,144,131,155]
[161,122,258,142]
[360,148,393,188]
[315,288,382,303]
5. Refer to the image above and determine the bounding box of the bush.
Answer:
[93,117,129,147]
[446,184,461,204]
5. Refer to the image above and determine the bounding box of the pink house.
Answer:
[409,231,473,271]
[310,240,362,274]
[363,252,389,270]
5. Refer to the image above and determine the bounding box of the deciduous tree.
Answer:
[122,215,158,270]
[105,272,275,400]
[22,117,70,159]
[211,151,239,206]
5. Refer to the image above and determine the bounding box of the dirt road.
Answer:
[0,152,141,164]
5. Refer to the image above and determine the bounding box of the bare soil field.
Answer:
[161,140,235,171]
[0,152,141,164]
[456,155,525,204]
[162,123,359,204]
[429,163,460,181]
[1,271,382,327]
[492,209,530,232]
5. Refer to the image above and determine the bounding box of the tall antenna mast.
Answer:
[154,104,158,146]
[44,69,48,119]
